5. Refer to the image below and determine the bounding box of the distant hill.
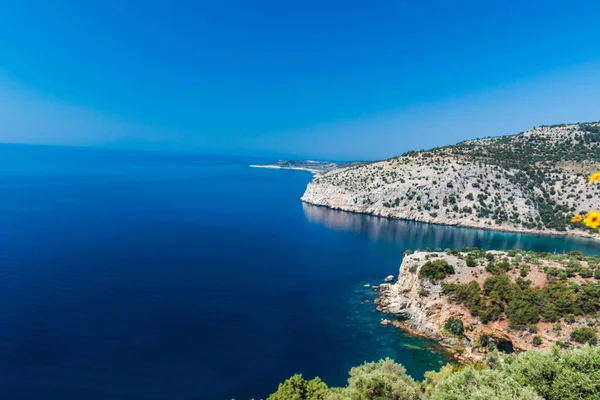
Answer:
[302,122,600,237]
[251,159,366,176]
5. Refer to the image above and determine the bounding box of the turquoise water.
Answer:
[1,144,599,400]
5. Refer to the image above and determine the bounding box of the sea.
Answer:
[1,144,600,400]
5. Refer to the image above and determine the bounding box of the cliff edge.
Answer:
[375,249,600,362]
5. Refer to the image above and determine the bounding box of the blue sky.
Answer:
[1,0,599,160]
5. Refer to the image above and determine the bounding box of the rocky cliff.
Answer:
[302,123,600,238]
[375,250,600,362]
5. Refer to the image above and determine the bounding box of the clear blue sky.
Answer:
[1,0,599,160]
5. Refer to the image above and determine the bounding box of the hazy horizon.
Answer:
[1,1,600,159]
[1,116,599,162]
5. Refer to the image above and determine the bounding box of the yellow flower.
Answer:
[589,172,600,183]
[571,214,583,223]
[584,211,600,229]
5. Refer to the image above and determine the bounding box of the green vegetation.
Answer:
[422,248,600,329]
[443,317,464,337]
[267,374,329,400]
[570,327,598,345]
[419,259,455,283]
[268,346,600,400]
[442,271,600,328]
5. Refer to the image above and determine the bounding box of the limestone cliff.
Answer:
[302,123,600,238]
[375,251,600,362]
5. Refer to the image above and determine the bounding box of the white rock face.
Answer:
[376,250,600,361]
[376,253,464,348]
[301,123,600,238]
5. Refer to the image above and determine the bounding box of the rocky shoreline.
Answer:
[374,250,600,363]
[301,198,599,240]
[301,123,600,241]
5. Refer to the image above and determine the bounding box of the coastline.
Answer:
[301,199,600,241]
[384,318,464,363]
[375,251,600,363]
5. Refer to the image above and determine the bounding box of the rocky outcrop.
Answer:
[302,123,600,239]
[375,251,600,362]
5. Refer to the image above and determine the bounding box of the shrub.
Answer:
[267,374,329,400]
[579,268,593,278]
[532,335,542,346]
[501,345,600,400]
[419,259,455,283]
[570,327,598,345]
[422,364,458,395]
[429,367,542,400]
[506,299,540,329]
[568,250,585,260]
[466,257,477,267]
[342,358,421,400]
[478,334,489,347]
[444,317,464,337]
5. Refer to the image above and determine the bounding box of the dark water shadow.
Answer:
[302,203,600,255]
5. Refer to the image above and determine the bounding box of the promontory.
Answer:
[302,122,600,238]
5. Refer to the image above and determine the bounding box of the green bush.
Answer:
[419,259,455,283]
[579,268,593,278]
[444,317,464,337]
[267,374,329,400]
[341,358,421,400]
[570,327,598,345]
[568,251,585,260]
[429,367,542,400]
[501,345,600,400]
[478,334,489,347]
[533,335,542,346]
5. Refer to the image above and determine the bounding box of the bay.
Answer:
[0,144,599,400]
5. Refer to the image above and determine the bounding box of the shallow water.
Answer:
[1,144,599,399]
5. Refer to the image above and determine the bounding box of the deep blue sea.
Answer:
[2,144,600,400]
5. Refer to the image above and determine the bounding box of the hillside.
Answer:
[376,248,600,362]
[302,122,600,237]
